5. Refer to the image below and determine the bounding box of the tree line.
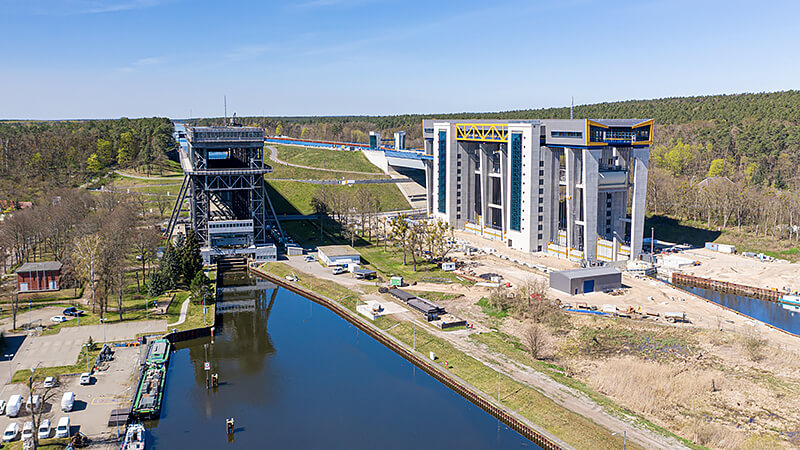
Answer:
[0,117,175,199]
[0,189,166,323]
[310,185,455,271]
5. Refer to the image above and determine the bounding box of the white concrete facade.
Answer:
[426,119,652,263]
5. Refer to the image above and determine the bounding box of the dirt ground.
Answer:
[681,248,800,292]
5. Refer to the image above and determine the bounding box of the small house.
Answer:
[15,261,63,292]
[317,245,360,267]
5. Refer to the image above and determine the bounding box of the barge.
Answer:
[131,339,171,420]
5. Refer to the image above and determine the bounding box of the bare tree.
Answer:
[73,233,102,313]
[26,367,66,448]
[523,324,548,360]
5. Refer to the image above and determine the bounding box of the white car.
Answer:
[2,422,18,442]
[21,421,33,441]
[0,399,6,415]
[332,266,346,275]
[37,419,51,440]
[80,372,92,385]
[50,315,69,323]
[55,416,70,438]
[43,376,56,388]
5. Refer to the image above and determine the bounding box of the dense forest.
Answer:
[195,90,800,188]
[0,117,175,200]
[193,91,800,248]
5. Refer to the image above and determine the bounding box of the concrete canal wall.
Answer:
[248,265,567,450]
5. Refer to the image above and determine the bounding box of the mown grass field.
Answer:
[273,145,382,173]
[266,181,410,215]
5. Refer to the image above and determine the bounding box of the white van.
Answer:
[61,392,75,412]
[6,395,22,417]
[55,416,70,438]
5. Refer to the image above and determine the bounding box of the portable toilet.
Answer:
[390,276,403,287]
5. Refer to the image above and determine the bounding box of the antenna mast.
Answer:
[224,96,227,125]
[570,96,574,119]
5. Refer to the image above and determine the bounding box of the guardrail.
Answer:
[248,265,566,450]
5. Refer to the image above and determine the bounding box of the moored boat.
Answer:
[122,423,146,450]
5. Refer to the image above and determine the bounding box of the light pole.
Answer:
[650,227,655,256]
[84,344,90,373]
[4,354,14,383]
[101,318,106,344]
[612,431,627,450]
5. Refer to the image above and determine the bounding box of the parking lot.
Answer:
[0,345,142,444]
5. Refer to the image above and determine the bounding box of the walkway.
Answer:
[267,146,383,176]
[113,170,183,181]
[167,296,191,327]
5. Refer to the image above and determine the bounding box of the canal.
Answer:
[148,275,536,449]
[674,283,800,335]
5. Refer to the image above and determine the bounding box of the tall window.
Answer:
[438,131,447,213]
[509,133,522,231]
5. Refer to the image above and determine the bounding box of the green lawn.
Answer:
[266,180,410,215]
[273,145,383,173]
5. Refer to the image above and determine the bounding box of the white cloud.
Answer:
[117,56,165,72]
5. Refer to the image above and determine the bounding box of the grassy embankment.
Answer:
[264,145,410,215]
[646,214,800,261]
[273,145,383,174]
[255,261,636,450]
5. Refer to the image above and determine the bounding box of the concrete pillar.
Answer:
[630,148,650,260]
[582,149,601,262]
[424,160,433,215]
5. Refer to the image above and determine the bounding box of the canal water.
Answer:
[674,283,800,335]
[148,275,536,449]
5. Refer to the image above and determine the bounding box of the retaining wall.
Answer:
[248,265,566,450]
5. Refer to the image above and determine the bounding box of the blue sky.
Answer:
[2,0,799,119]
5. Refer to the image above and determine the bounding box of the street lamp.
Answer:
[612,430,627,450]
[100,318,106,344]
[4,354,14,383]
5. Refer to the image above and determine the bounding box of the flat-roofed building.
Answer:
[549,267,622,295]
[317,245,361,267]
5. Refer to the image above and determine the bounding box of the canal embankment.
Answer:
[250,264,603,450]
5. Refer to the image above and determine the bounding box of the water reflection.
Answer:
[675,284,800,335]
[150,272,535,449]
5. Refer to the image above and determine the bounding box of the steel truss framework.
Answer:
[455,123,509,142]
[164,127,283,247]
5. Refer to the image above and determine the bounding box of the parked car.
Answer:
[50,315,69,323]
[55,417,70,438]
[80,372,92,385]
[43,376,56,388]
[0,399,6,415]
[7,395,22,417]
[2,423,18,442]
[37,419,51,440]
[25,395,40,412]
[304,255,315,262]
[62,307,85,317]
[21,421,33,441]
[61,392,75,412]
[332,266,346,275]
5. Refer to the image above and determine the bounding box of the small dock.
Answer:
[672,273,783,302]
